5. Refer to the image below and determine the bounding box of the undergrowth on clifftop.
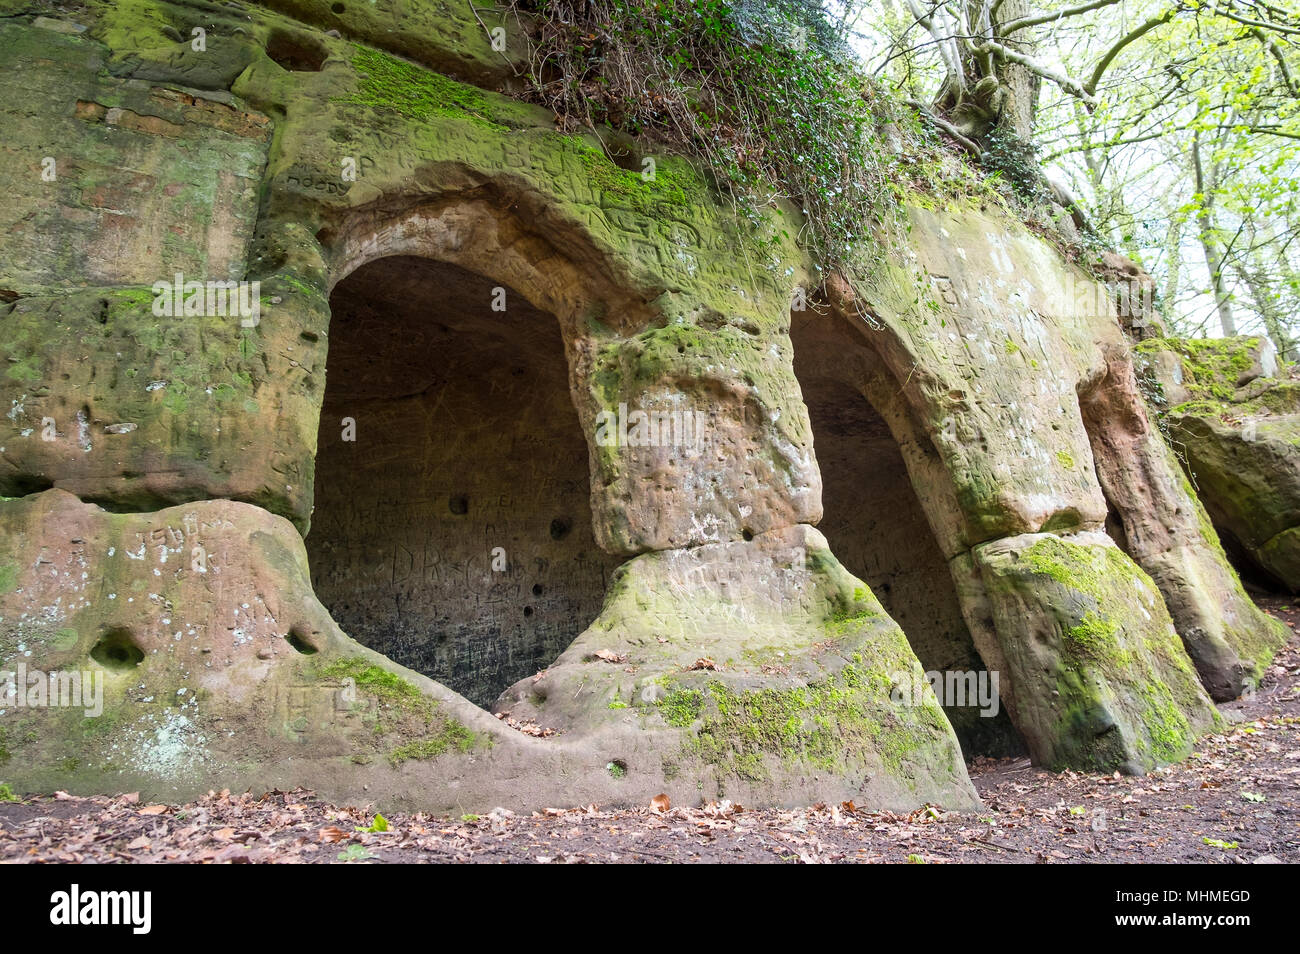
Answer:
[508,0,987,269]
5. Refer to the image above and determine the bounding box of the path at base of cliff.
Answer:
[3,597,1297,865]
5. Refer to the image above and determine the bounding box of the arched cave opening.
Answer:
[791,312,1024,758]
[306,255,619,708]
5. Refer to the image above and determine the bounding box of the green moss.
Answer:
[1014,535,1214,769]
[1020,535,1152,602]
[340,45,505,130]
[316,656,490,763]
[318,657,426,711]
[1065,610,1126,664]
[0,565,16,595]
[1138,682,1194,764]
[4,355,42,383]
[566,139,700,214]
[1055,450,1075,470]
[823,586,884,635]
[658,688,704,727]
[387,720,481,765]
[658,664,944,785]
[0,783,17,802]
[1144,336,1267,403]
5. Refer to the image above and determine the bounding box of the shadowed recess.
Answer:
[307,256,618,707]
[792,314,1024,758]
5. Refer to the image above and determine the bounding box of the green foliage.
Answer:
[336,843,375,862]
[0,783,18,803]
[356,813,389,833]
[982,127,1053,207]
[511,0,908,266]
[1202,837,1238,850]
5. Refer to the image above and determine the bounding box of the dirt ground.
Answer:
[2,598,1297,864]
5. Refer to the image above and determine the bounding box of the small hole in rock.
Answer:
[532,583,543,596]
[285,628,318,654]
[331,2,345,13]
[266,30,327,71]
[607,148,640,172]
[742,529,754,541]
[549,516,572,540]
[449,494,469,515]
[523,606,534,617]
[90,628,144,671]
[11,476,54,496]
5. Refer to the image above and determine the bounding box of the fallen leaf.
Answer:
[318,825,348,843]
[592,649,627,663]
[138,805,168,815]
[689,657,719,671]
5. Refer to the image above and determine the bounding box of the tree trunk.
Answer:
[1191,130,1236,336]
[992,0,1040,140]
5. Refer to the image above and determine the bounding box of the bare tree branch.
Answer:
[1085,9,1179,95]
[1001,0,1128,36]
[907,98,984,153]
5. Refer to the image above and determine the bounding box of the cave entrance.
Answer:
[791,311,1023,757]
[306,255,617,708]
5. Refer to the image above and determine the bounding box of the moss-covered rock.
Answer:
[255,0,531,87]
[972,532,1218,772]
[1080,346,1286,698]
[1135,335,1277,406]
[0,489,500,802]
[0,0,1288,809]
[0,284,325,531]
[0,492,976,811]
[0,17,269,296]
[1135,337,1300,592]
[1165,382,1300,592]
[495,524,979,808]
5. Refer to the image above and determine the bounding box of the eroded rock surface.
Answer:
[1137,336,1300,593]
[0,1,1288,810]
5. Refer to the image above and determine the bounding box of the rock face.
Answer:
[1137,336,1300,593]
[0,1,1286,810]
